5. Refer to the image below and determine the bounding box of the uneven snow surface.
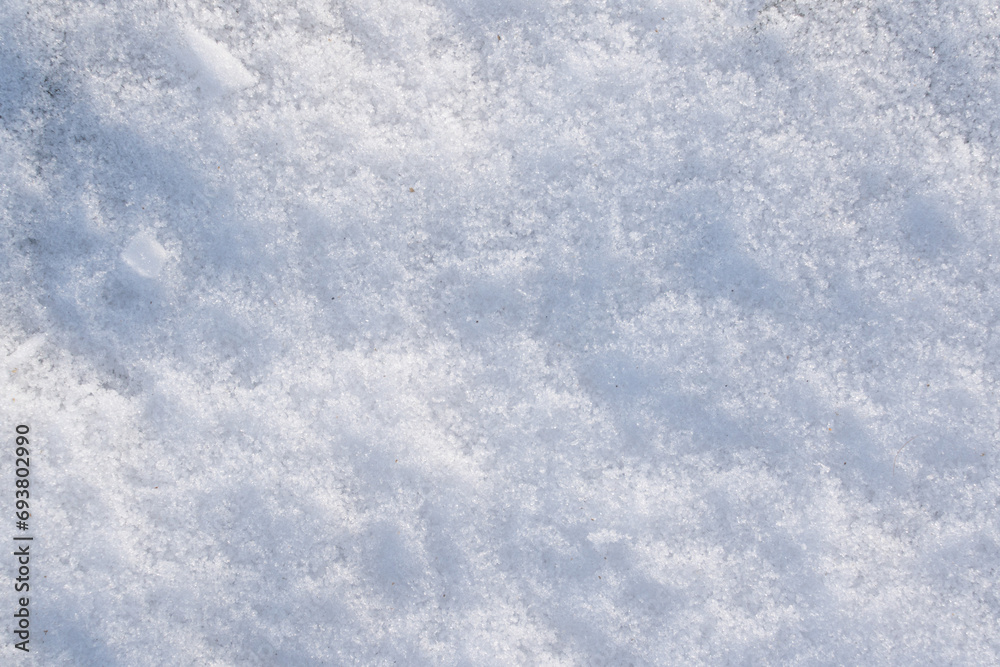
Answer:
[2,0,1000,664]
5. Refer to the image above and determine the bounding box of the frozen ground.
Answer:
[2,0,999,664]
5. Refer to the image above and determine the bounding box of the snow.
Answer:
[2,0,999,663]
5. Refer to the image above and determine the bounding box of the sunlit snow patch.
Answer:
[122,232,168,278]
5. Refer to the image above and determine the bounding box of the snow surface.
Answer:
[2,0,1000,664]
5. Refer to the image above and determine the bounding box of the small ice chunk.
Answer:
[122,232,168,278]
[181,28,256,94]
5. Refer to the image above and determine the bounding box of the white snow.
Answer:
[2,0,999,664]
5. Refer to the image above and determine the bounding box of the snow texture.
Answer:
[1,0,999,664]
